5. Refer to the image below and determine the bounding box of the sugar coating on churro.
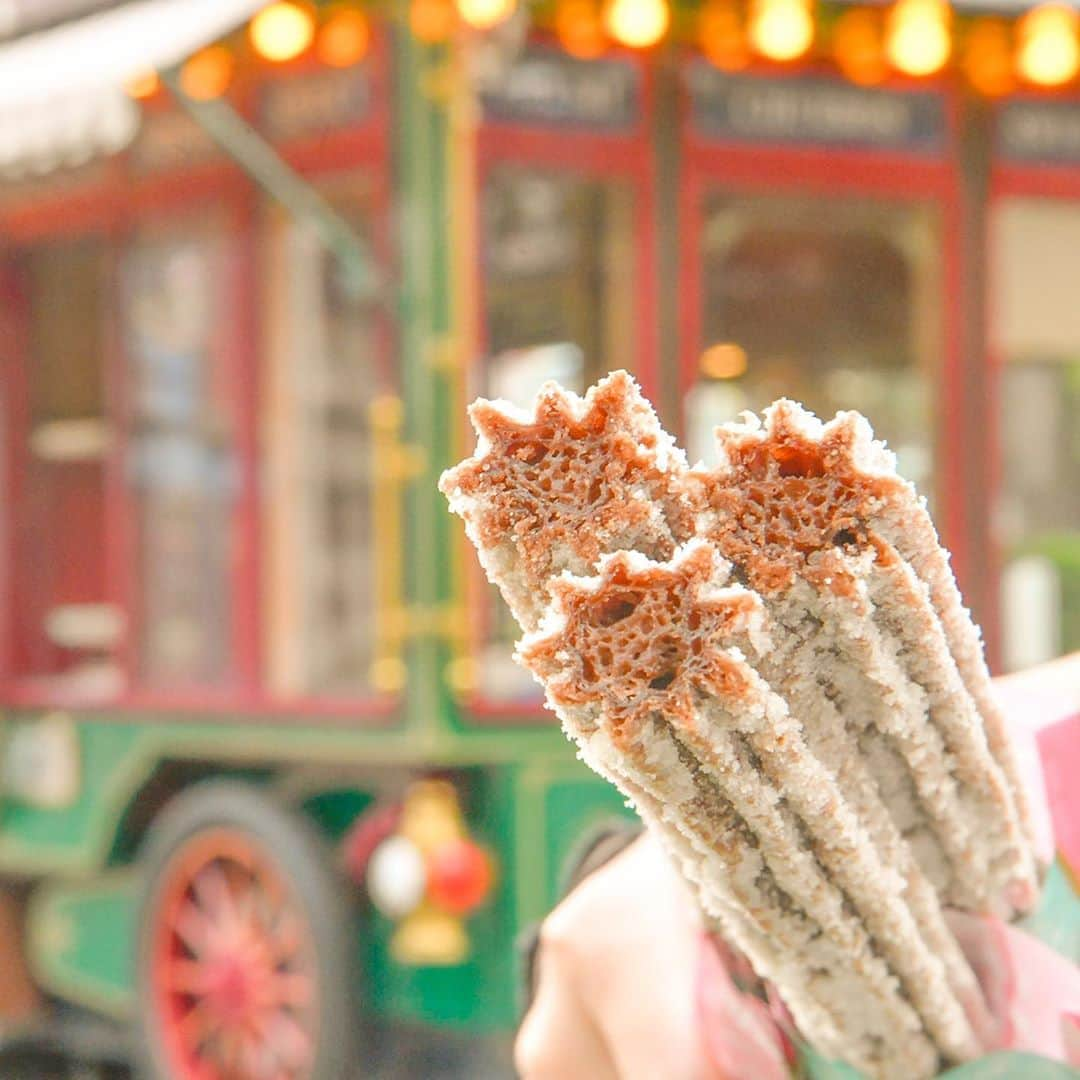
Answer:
[520,543,982,1071]
[440,371,1040,1080]
[699,401,1038,912]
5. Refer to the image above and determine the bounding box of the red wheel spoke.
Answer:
[193,862,238,924]
[245,1026,287,1080]
[231,878,258,936]
[151,827,323,1080]
[176,998,222,1049]
[246,1013,285,1079]
[253,864,286,913]
[267,1011,313,1070]
[167,958,211,996]
[268,970,314,1009]
[237,1029,261,1078]
[217,1025,243,1076]
[175,900,215,957]
[267,913,305,962]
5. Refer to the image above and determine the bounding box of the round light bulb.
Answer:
[428,840,495,915]
[963,18,1014,97]
[700,343,748,380]
[1017,4,1080,87]
[366,836,428,919]
[411,0,457,41]
[179,46,234,101]
[250,2,316,63]
[604,0,671,49]
[317,7,371,67]
[886,0,951,77]
[749,0,814,63]
[557,0,608,58]
[700,0,751,71]
[457,0,516,31]
[833,8,887,86]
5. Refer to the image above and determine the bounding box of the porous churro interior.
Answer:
[697,400,903,598]
[438,372,689,631]
[522,543,762,742]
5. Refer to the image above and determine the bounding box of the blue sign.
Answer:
[686,63,945,154]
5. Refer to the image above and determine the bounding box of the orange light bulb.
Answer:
[963,18,1015,97]
[749,0,814,63]
[1017,4,1080,87]
[834,8,887,86]
[604,0,671,49]
[179,46,234,100]
[700,0,750,71]
[886,0,951,78]
[557,0,608,58]
[411,0,457,41]
[250,2,315,63]
[700,343,749,380]
[317,6,371,67]
[457,0,516,31]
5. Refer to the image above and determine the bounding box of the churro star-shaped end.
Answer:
[697,399,919,598]
[516,540,768,746]
[439,370,694,631]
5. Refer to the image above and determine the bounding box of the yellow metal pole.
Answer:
[440,40,480,698]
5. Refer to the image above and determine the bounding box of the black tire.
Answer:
[133,780,360,1080]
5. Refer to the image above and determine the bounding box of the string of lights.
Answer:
[123,0,1080,102]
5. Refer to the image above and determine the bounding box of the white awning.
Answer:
[0,0,268,178]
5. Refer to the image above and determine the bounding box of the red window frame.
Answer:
[462,39,658,723]
[677,63,970,588]
[0,259,23,686]
[1,202,133,710]
[250,37,398,720]
[0,33,398,723]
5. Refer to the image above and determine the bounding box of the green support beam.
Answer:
[160,66,382,303]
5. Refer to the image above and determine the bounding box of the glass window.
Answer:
[123,217,238,687]
[481,165,636,399]
[991,198,1080,671]
[476,164,638,702]
[686,192,939,505]
[11,238,120,696]
[262,178,392,697]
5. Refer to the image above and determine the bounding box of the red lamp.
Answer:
[427,838,495,915]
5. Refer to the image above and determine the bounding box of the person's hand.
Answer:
[991,651,1080,876]
[946,910,1080,1065]
[514,829,788,1080]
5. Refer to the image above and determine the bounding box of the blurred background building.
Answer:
[0,0,1076,1076]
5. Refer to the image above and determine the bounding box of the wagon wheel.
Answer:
[135,781,359,1080]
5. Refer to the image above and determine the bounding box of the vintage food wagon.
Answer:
[0,1,1076,1076]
